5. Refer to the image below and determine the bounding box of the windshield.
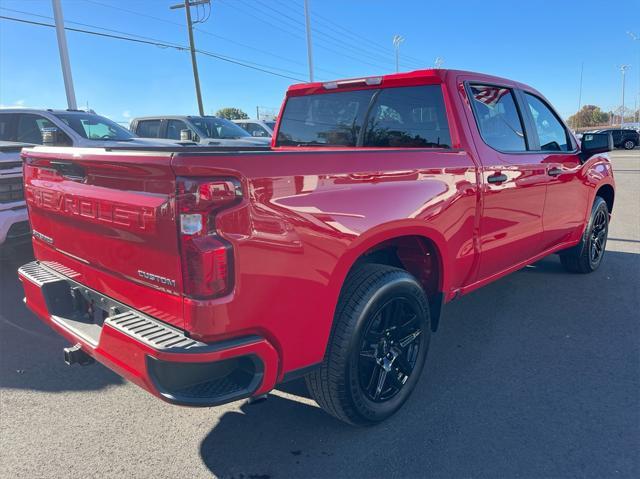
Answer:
[189,117,251,139]
[266,121,276,131]
[53,113,135,141]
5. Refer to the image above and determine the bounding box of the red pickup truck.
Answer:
[18,69,614,425]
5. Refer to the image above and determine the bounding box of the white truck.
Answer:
[0,141,31,249]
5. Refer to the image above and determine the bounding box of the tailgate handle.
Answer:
[50,161,86,181]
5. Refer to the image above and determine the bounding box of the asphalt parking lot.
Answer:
[1,149,638,479]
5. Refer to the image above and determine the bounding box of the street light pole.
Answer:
[620,65,630,125]
[576,62,584,129]
[303,0,314,82]
[171,0,209,116]
[51,0,77,110]
[393,35,404,73]
[628,32,639,123]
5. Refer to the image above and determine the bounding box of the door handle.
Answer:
[548,167,562,177]
[487,173,508,184]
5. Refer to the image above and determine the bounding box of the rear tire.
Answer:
[305,264,431,426]
[623,140,636,150]
[560,196,609,273]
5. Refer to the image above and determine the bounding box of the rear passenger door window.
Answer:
[166,120,189,140]
[16,114,58,144]
[363,85,451,148]
[0,113,17,141]
[277,89,375,147]
[245,123,270,137]
[524,93,570,151]
[468,85,527,152]
[136,120,162,138]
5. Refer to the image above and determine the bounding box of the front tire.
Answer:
[623,140,636,150]
[560,196,609,273]
[306,264,431,426]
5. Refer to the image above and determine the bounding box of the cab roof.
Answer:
[286,68,535,97]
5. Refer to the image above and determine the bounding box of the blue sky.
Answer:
[1,0,639,123]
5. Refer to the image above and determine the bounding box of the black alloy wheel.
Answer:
[306,264,431,426]
[358,297,422,402]
[588,207,608,267]
[560,196,609,273]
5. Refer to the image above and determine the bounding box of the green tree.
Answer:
[215,107,249,120]
[568,105,610,129]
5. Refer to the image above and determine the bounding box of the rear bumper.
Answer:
[18,261,279,406]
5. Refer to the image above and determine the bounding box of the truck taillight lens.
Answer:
[177,178,242,299]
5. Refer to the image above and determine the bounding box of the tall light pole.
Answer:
[171,0,209,116]
[303,0,314,82]
[628,31,639,123]
[393,35,404,73]
[576,62,584,129]
[620,64,631,125]
[51,0,77,110]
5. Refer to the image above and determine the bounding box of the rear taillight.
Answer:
[177,178,242,299]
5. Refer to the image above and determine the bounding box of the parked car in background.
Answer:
[18,69,615,426]
[0,141,32,250]
[233,118,276,138]
[592,128,638,149]
[130,115,271,146]
[0,109,192,147]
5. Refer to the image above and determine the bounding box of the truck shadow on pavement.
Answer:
[0,245,123,392]
[199,251,639,479]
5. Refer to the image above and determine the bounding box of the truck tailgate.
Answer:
[22,148,184,328]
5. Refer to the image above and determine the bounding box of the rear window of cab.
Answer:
[276,85,451,148]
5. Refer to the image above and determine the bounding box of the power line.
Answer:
[83,0,425,73]
[80,0,342,78]
[255,0,424,70]
[0,15,306,82]
[217,0,392,73]
[309,6,427,66]
[1,7,184,47]
[246,0,393,68]
[268,0,426,69]
[1,8,306,77]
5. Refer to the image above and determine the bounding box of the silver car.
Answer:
[0,109,189,147]
[130,115,271,146]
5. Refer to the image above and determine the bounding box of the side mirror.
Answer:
[580,132,612,162]
[180,129,193,142]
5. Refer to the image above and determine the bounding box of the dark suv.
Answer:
[595,128,639,150]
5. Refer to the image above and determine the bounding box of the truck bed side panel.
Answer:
[173,149,479,374]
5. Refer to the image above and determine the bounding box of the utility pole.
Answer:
[576,62,584,129]
[51,0,77,110]
[628,32,639,123]
[303,0,314,82]
[620,65,630,125]
[171,0,209,116]
[393,35,404,73]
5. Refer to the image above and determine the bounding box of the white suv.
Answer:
[233,119,276,138]
[130,116,271,146]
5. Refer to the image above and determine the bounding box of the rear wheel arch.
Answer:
[595,184,614,213]
[335,233,445,332]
